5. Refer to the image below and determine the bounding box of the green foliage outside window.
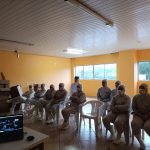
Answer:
[139,62,150,80]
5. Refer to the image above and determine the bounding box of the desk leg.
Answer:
[30,142,44,150]
[38,142,44,150]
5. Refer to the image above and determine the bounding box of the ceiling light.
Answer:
[0,39,34,46]
[63,48,84,54]
[64,0,113,26]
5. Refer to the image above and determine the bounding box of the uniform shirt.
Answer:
[110,94,131,114]
[34,89,46,99]
[70,82,82,96]
[70,91,86,106]
[44,89,56,100]
[23,89,35,99]
[97,86,111,102]
[132,93,150,120]
[51,89,67,105]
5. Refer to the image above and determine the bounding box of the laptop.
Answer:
[0,114,23,142]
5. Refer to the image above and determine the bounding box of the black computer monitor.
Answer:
[0,114,23,142]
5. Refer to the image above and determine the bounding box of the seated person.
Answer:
[103,85,131,145]
[28,83,46,116]
[131,83,150,150]
[59,84,86,130]
[97,79,111,117]
[23,85,35,99]
[8,85,35,114]
[38,84,56,119]
[45,83,67,123]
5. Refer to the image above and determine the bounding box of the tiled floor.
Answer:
[24,105,150,150]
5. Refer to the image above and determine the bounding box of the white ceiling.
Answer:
[0,0,150,58]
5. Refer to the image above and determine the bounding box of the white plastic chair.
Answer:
[79,100,103,136]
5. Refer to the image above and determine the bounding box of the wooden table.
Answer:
[0,127,49,150]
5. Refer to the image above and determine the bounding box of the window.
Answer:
[75,63,117,80]
[94,65,104,80]
[105,64,117,80]
[84,65,93,79]
[75,66,84,79]
[139,61,150,80]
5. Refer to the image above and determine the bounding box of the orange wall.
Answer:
[0,51,71,92]
[71,53,119,96]
[117,50,137,97]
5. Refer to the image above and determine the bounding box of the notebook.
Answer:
[0,114,23,142]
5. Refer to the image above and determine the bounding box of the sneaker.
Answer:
[59,122,69,130]
[45,119,54,125]
[108,134,115,141]
[36,116,43,121]
[113,139,121,145]
[7,99,12,103]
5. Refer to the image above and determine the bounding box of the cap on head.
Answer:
[29,85,32,89]
[50,84,54,89]
[33,84,39,91]
[102,79,107,86]
[139,83,148,90]
[59,83,64,88]
[118,85,125,91]
[102,79,107,83]
[115,80,121,85]
[41,83,45,89]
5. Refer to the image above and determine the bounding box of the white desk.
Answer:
[0,127,49,150]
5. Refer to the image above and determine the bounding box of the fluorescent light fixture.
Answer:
[0,39,34,46]
[63,48,84,54]
[64,0,113,26]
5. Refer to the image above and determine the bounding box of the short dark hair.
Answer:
[75,76,79,81]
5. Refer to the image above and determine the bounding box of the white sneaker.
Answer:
[36,116,43,121]
[7,99,12,103]
[45,119,54,125]
[108,134,115,141]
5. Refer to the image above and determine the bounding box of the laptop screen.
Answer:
[0,114,23,142]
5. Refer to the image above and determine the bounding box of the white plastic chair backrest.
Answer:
[81,100,103,116]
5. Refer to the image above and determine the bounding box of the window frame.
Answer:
[138,61,150,81]
[75,63,117,80]
[93,64,105,80]
[83,65,94,80]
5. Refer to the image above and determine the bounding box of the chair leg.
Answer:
[79,115,82,133]
[142,129,144,140]
[105,128,108,137]
[56,107,59,126]
[98,116,102,130]
[75,113,79,130]
[89,119,91,129]
[94,119,99,136]
[131,131,134,145]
